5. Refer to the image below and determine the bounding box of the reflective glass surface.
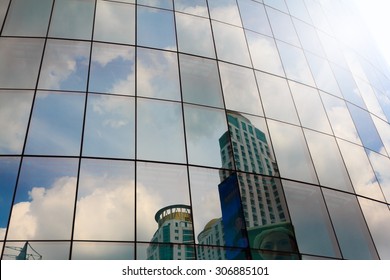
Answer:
[266,7,300,47]
[208,0,241,26]
[174,0,208,17]
[71,242,134,260]
[238,0,272,36]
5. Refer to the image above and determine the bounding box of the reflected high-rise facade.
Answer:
[1,0,390,260]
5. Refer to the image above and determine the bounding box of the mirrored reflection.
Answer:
[304,129,353,192]
[237,0,272,36]
[276,41,315,86]
[208,0,241,26]
[266,7,300,47]
[304,0,332,34]
[49,0,95,40]
[354,77,386,120]
[256,72,299,125]
[179,54,223,108]
[73,159,135,241]
[0,38,44,89]
[25,91,85,156]
[347,104,386,155]
[137,98,186,163]
[372,117,390,159]
[292,18,324,56]
[184,105,230,168]
[38,40,90,92]
[0,157,20,239]
[284,0,311,23]
[89,43,135,95]
[83,94,135,159]
[219,63,263,116]
[0,91,34,154]
[263,0,288,13]
[306,53,342,97]
[283,180,341,258]
[267,120,318,184]
[337,139,385,201]
[366,150,390,202]
[323,189,378,259]
[321,92,362,145]
[2,0,52,37]
[6,157,78,240]
[246,31,284,76]
[2,242,70,260]
[174,0,208,17]
[212,21,251,67]
[137,6,176,50]
[317,31,348,68]
[175,12,215,58]
[196,245,230,260]
[138,0,172,9]
[358,198,390,259]
[71,242,134,260]
[137,242,195,260]
[289,81,332,134]
[136,162,191,259]
[137,48,180,101]
[94,0,135,45]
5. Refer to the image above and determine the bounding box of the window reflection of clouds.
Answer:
[266,7,300,47]
[237,0,272,36]
[138,0,172,9]
[208,0,241,26]
[367,150,390,202]
[72,242,134,260]
[293,18,325,57]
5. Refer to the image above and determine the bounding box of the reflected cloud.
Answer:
[208,0,241,26]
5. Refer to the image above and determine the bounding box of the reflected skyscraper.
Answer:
[1,0,390,260]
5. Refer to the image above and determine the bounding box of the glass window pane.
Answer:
[2,242,70,260]
[306,52,342,97]
[256,72,299,125]
[0,90,34,154]
[277,41,315,86]
[283,181,341,258]
[219,62,263,116]
[323,189,378,259]
[6,157,78,240]
[25,91,84,156]
[82,94,135,159]
[208,0,241,26]
[359,198,390,259]
[367,150,390,202]
[246,31,284,76]
[289,81,332,134]
[267,120,318,184]
[38,40,90,92]
[0,157,20,239]
[179,54,223,108]
[304,129,353,192]
[0,0,10,27]
[137,6,176,50]
[184,105,231,168]
[137,48,180,101]
[94,0,135,45]
[372,116,390,167]
[285,0,311,23]
[175,0,208,17]
[266,7,300,46]
[49,0,94,40]
[89,43,135,95]
[263,0,288,13]
[2,0,52,36]
[212,21,251,67]
[176,12,215,58]
[321,92,362,145]
[136,163,191,256]
[73,159,135,241]
[138,0,172,9]
[137,99,186,163]
[71,242,134,260]
[292,18,324,56]
[317,31,348,68]
[238,0,272,36]
[337,139,385,201]
[0,38,44,89]
[137,242,195,260]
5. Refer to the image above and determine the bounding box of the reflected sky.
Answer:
[174,0,208,17]
[208,0,241,26]
[72,242,134,260]
[266,6,300,47]
[238,0,272,36]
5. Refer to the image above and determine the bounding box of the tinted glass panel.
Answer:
[293,18,324,56]
[25,91,84,156]
[174,0,208,17]
[138,0,172,9]
[263,0,288,13]
[73,159,135,241]
[82,94,135,159]
[94,0,135,45]
[354,78,386,121]
[0,38,44,89]
[2,242,70,260]
[179,54,223,108]
[266,7,300,46]
[38,40,90,92]
[237,0,272,36]
[285,0,311,23]
[89,43,135,95]
[208,0,241,26]
[6,157,78,240]
[71,242,134,260]
[2,0,52,36]
[0,90,34,154]
[137,99,186,163]
[367,150,390,202]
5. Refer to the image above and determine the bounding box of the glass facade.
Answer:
[0,0,390,260]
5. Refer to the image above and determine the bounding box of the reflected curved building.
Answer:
[1,0,390,260]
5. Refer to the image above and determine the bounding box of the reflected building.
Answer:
[1,0,390,260]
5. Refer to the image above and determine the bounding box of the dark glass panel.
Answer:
[2,242,70,260]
